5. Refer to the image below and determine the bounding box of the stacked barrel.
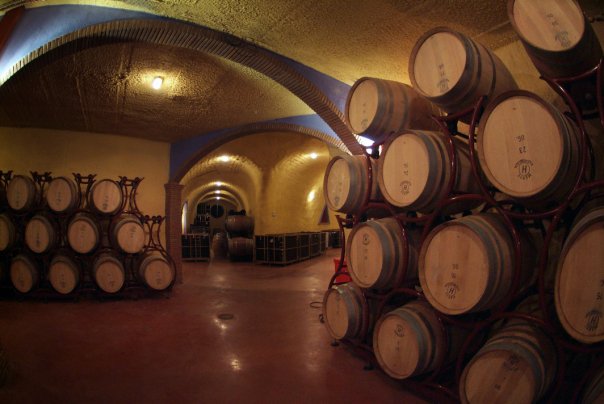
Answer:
[0,173,175,298]
[224,212,254,261]
[322,0,604,401]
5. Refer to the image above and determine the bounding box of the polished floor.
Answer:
[0,249,425,403]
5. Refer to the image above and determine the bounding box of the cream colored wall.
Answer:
[0,126,170,218]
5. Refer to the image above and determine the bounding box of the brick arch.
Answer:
[173,122,348,183]
[1,17,363,156]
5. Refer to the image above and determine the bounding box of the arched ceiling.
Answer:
[0,0,600,148]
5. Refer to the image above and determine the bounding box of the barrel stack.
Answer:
[321,0,604,400]
[224,211,254,261]
[0,172,175,298]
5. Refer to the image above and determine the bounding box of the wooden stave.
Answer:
[24,214,57,254]
[555,207,604,344]
[0,213,16,252]
[6,175,38,213]
[373,300,446,379]
[323,154,380,214]
[88,179,123,215]
[10,254,39,293]
[67,212,102,255]
[477,90,582,206]
[507,0,603,79]
[322,282,368,340]
[344,77,439,144]
[92,252,126,294]
[137,250,175,291]
[46,176,80,214]
[377,130,481,213]
[346,217,418,290]
[48,253,80,295]
[409,27,517,115]
[110,213,145,254]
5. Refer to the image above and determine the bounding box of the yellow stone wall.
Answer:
[0,126,170,217]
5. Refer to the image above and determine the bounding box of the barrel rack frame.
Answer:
[0,172,176,301]
[326,59,604,403]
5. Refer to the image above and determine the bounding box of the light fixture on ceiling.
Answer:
[309,152,318,159]
[218,155,231,162]
[216,196,221,200]
[307,190,316,203]
[215,190,221,194]
[151,76,163,90]
[215,181,222,187]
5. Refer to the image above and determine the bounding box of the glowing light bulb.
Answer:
[309,152,318,159]
[151,76,163,90]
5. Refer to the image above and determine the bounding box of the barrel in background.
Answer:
[92,252,125,294]
[24,214,58,254]
[110,213,145,254]
[0,213,16,252]
[225,215,254,237]
[89,179,123,215]
[46,176,80,214]
[67,212,102,254]
[6,175,39,213]
[345,77,439,144]
[10,254,39,293]
[322,282,371,341]
[48,253,80,295]
[508,0,603,79]
[228,237,254,261]
[409,27,517,116]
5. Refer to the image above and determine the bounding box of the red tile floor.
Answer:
[0,249,426,403]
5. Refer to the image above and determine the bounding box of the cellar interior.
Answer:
[1,0,604,402]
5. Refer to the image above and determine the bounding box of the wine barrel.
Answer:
[459,321,556,404]
[137,250,175,291]
[24,214,57,254]
[228,237,253,260]
[377,130,481,213]
[419,213,537,315]
[0,213,16,252]
[48,254,80,295]
[373,300,463,379]
[477,90,581,206]
[322,282,371,340]
[225,215,254,237]
[89,179,123,215]
[345,77,439,144]
[6,175,38,212]
[110,214,145,254]
[555,206,604,344]
[211,232,228,258]
[323,154,380,214]
[10,254,39,293]
[346,217,418,290]
[409,27,517,116]
[67,213,102,254]
[583,366,604,403]
[92,252,125,293]
[46,176,79,213]
[508,0,603,78]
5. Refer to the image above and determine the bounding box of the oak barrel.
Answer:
[373,300,460,379]
[228,237,254,260]
[211,232,228,258]
[46,176,79,213]
[409,27,517,116]
[377,130,480,213]
[10,254,39,293]
[322,282,371,340]
[137,250,175,291]
[346,217,418,290]
[419,213,537,315]
[110,213,145,254]
[67,213,101,254]
[0,213,16,252]
[459,321,556,404]
[555,206,604,344]
[345,77,439,144]
[89,179,123,215]
[6,175,38,212]
[25,214,57,254]
[478,90,582,206]
[508,0,603,78]
[48,254,80,295]
[324,154,380,214]
[92,252,125,293]
[225,215,254,237]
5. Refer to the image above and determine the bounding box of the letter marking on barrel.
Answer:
[515,159,533,180]
[437,63,449,93]
[546,13,571,48]
[586,309,602,332]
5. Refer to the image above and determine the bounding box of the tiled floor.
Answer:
[0,249,426,403]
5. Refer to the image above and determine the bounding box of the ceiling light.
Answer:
[216,196,221,200]
[151,76,163,90]
[356,135,374,147]
[215,190,221,194]
[215,181,222,186]
[309,152,318,159]
[307,190,316,202]
[218,155,230,162]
